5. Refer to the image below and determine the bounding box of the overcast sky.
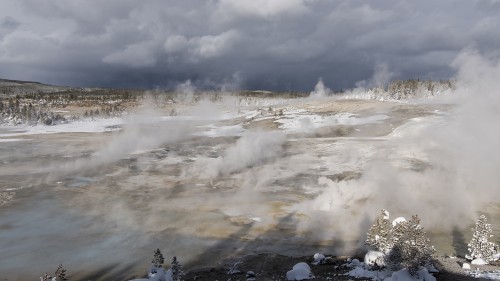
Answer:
[1,0,499,91]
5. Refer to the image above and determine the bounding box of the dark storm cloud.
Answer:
[0,0,499,90]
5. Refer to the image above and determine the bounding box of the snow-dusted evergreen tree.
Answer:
[40,273,53,281]
[385,215,435,276]
[54,264,67,281]
[151,248,165,273]
[466,215,498,262]
[171,256,184,281]
[366,209,393,253]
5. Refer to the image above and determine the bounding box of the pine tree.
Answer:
[171,256,184,281]
[466,215,497,262]
[366,209,392,253]
[40,273,53,281]
[54,264,68,281]
[385,215,435,276]
[151,248,164,273]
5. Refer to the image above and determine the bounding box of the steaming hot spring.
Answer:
[1,86,500,280]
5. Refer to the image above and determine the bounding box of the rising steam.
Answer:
[289,50,500,243]
[5,50,500,280]
[309,78,331,98]
[195,130,286,179]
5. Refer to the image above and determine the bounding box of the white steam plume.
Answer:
[176,79,196,102]
[46,95,194,178]
[355,62,396,89]
[309,78,331,98]
[195,130,286,179]
[289,50,500,244]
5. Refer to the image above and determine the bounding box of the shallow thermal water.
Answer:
[1,99,499,280]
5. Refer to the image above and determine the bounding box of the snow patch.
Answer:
[364,251,386,268]
[312,253,325,265]
[383,268,436,281]
[468,269,500,280]
[275,112,388,133]
[0,118,123,137]
[348,266,391,280]
[194,124,245,137]
[392,217,407,227]
[0,138,27,142]
[471,258,488,265]
[286,262,313,280]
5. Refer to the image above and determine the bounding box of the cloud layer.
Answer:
[1,0,500,90]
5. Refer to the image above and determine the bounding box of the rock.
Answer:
[313,253,325,265]
[246,270,256,281]
[462,263,471,270]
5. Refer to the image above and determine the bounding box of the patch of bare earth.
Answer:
[181,253,500,281]
[184,253,363,281]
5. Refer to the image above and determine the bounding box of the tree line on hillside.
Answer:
[0,97,126,125]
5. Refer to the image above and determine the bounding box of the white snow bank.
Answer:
[383,268,436,281]
[286,262,313,280]
[349,266,391,280]
[0,118,123,138]
[275,112,388,133]
[194,124,245,137]
[0,138,27,142]
[347,257,436,281]
[129,268,173,281]
[364,251,386,268]
[471,258,488,265]
[468,269,500,280]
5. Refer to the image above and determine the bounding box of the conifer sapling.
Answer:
[151,248,165,274]
[366,209,392,253]
[171,256,184,281]
[466,215,498,262]
[54,264,67,281]
[385,215,435,275]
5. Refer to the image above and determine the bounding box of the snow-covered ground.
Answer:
[467,270,500,280]
[275,112,388,133]
[0,117,123,138]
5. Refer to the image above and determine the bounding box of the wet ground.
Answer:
[1,98,499,280]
